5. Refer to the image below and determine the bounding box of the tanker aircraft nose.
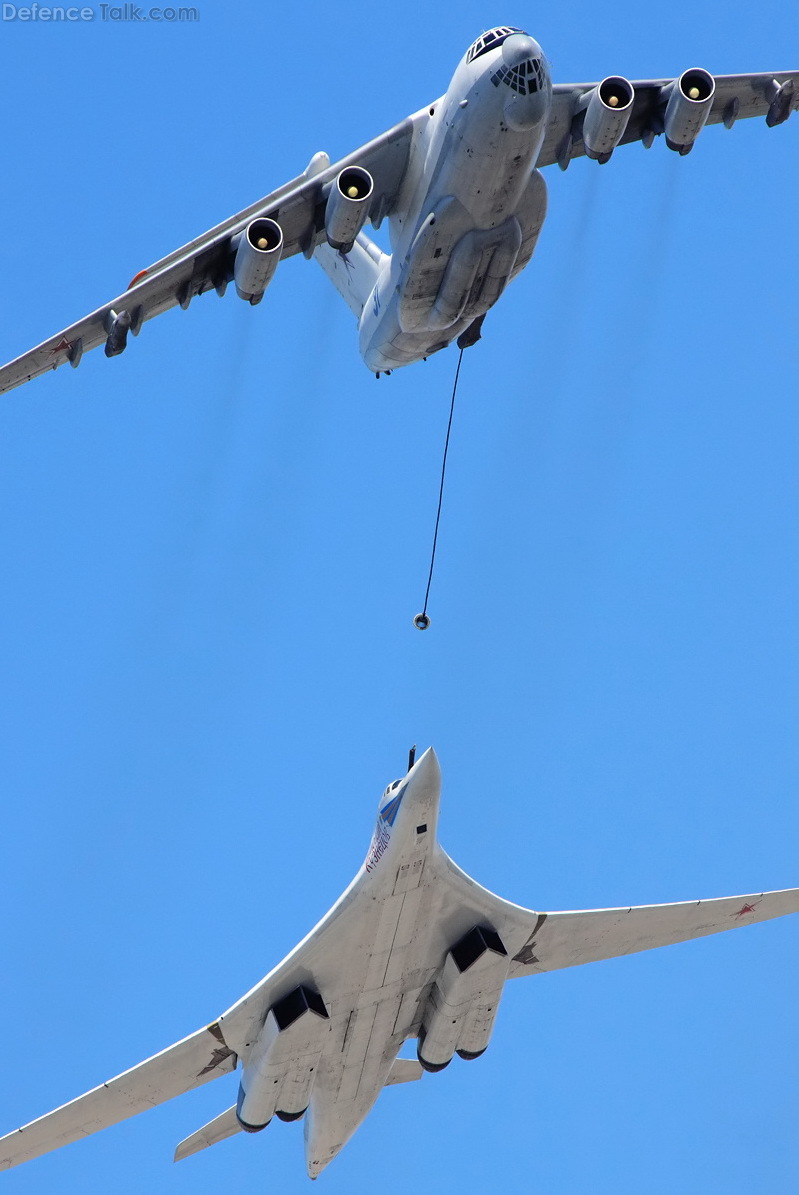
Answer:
[501,32,543,68]
[491,32,550,129]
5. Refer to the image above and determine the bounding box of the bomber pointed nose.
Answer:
[409,745,440,785]
[502,33,541,67]
[406,745,441,803]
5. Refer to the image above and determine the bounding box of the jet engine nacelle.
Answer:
[236,985,329,1132]
[663,68,715,153]
[417,925,510,1073]
[324,167,374,253]
[582,76,634,162]
[234,217,284,303]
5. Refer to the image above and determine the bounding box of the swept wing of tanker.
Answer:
[0,29,796,391]
[1,747,797,1179]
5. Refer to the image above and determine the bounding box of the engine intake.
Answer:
[324,166,374,252]
[234,217,283,303]
[236,984,329,1132]
[663,68,715,153]
[417,925,509,1073]
[582,76,634,162]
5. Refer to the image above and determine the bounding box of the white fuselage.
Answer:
[232,749,515,1179]
[3,742,797,1179]
[357,32,551,371]
[300,762,441,1176]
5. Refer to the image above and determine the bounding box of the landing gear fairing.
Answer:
[0,31,796,393]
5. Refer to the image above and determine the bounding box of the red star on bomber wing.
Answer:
[733,902,760,918]
[49,337,72,356]
[1,749,798,1180]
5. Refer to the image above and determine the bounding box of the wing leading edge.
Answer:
[0,1020,237,1172]
[2,872,797,1171]
[537,71,799,169]
[0,110,425,398]
[0,866,364,1173]
[507,888,799,978]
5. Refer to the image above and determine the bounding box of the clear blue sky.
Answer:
[1,3,799,1192]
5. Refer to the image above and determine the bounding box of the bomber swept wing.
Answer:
[505,888,799,976]
[431,850,799,978]
[0,67,795,395]
[1,748,797,1180]
[0,1023,237,1170]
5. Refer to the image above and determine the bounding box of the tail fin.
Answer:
[174,1105,240,1162]
[313,232,388,318]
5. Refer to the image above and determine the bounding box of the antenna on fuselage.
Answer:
[408,745,416,771]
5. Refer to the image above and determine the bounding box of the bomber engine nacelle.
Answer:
[417,925,510,1073]
[582,76,635,162]
[324,167,374,253]
[233,217,284,303]
[663,68,715,153]
[236,985,330,1132]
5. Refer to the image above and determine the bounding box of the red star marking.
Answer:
[49,337,72,356]
[733,902,759,918]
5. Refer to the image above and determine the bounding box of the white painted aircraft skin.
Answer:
[340,31,551,372]
[0,31,796,393]
[1,747,798,1179]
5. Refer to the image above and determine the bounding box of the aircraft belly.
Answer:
[362,893,406,991]
[382,887,424,986]
[304,871,440,1174]
[420,81,547,229]
[335,1002,378,1103]
[391,983,427,1038]
[361,91,550,371]
[354,998,403,1103]
[398,219,514,336]
[396,196,472,335]
[306,997,404,1174]
[395,173,546,340]
[508,168,548,281]
[443,132,536,228]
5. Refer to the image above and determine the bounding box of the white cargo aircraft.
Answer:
[1,746,797,1178]
[0,29,797,392]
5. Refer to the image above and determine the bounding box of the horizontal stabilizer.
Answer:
[0,1021,238,1172]
[173,1059,422,1161]
[385,1058,424,1086]
[174,1105,241,1162]
[313,232,387,319]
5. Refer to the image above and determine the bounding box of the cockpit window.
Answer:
[466,26,522,63]
[492,55,545,96]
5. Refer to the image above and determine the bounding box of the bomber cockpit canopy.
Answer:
[466,26,524,63]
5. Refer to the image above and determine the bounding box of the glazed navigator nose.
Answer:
[502,33,542,68]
